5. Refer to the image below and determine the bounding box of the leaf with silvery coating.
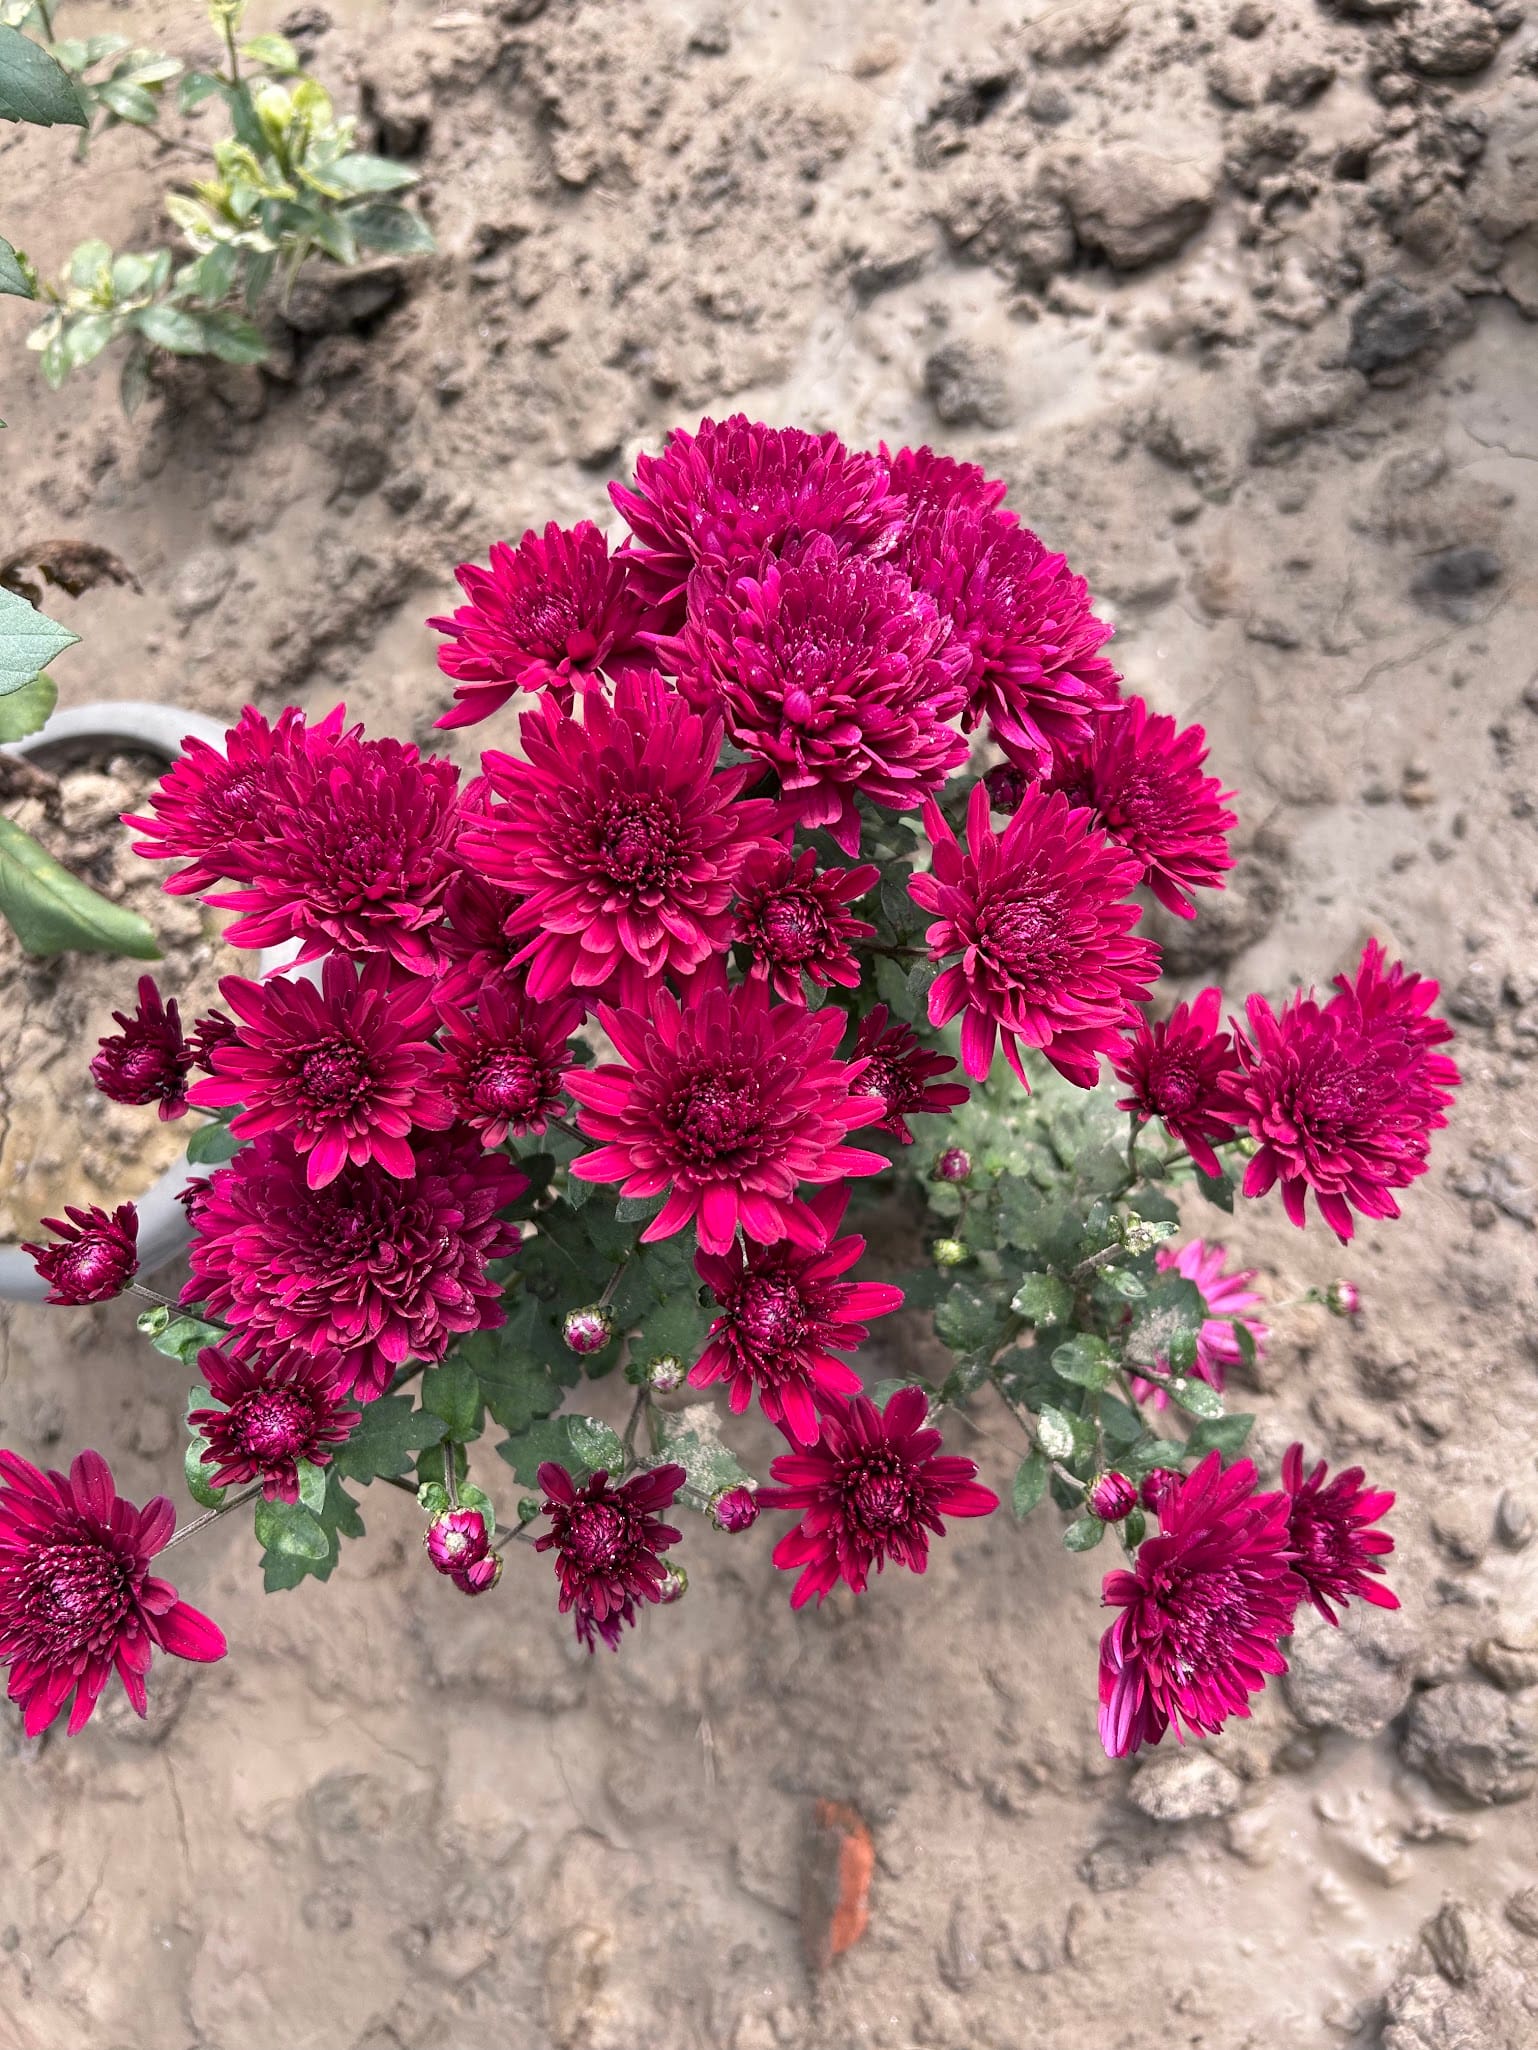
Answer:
[1167,1376,1225,1421]
[650,1405,753,1499]
[1011,1450,1047,1519]
[497,1413,616,1488]
[0,584,77,695]
[1035,1405,1078,1463]
[1051,1334,1113,1391]
[1011,1271,1072,1325]
[1063,1515,1105,1552]
[1185,1413,1254,1460]
[1122,1274,1206,1371]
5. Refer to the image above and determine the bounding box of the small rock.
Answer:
[1497,1493,1535,1550]
[1431,1500,1489,1568]
[1411,546,1503,620]
[170,549,233,620]
[1030,0,1129,62]
[1401,1682,1538,1805]
[1424,1900,1494,1985]
[1470,1638,1538,1693]
[1251,369,1364,450]
[1229,0,1273,34]
[923,339,1012,428]
[1064,145,1217,269]
[1401,0,1502,75]
[1284,1608,1415,1738]
[1268,57,1336,105]
[1130,1750,1242,1822]
[1347,277,1474,376]
[1209,53,1264,106]
[1446,960,1501,1026]
[1506,1886,1538,1938]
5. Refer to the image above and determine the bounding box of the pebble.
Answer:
[1063,144,1217,269]
[1284,1609,1415,1739]
[1400,1682,1538,1805]
[1129,1749,1242,1822]
[1470,1637,1538,1693]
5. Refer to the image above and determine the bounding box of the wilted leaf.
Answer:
[0,537,138,605]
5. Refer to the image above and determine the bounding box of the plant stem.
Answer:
[443,1440,459,1510]
[163,1482,260,1552]
[222,8,242,85]
[1070,1242,1129,1283]
[598,1250,631,1310]
[130,1281,177,1309]
[621,1388,649,1459]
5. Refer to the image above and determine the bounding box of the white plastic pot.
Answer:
[0,700,294,1303]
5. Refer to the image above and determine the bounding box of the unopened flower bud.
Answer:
[562,1303,615,1356]
[657,1560,688,1603]
[453,1551,503,1596]
[1325,1280,1361,1317]
[710,1484,759,1532]
[425,1508,491,1575]
[1140,1467,1182,1517]
[932,1147,972,1185]
[646,1353,686,1393]
[932,1237,968,1268]
[1088,1471,1138,1522]
[983,762,1030,814]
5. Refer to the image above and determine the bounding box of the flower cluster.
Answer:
[6,420,1456,1756]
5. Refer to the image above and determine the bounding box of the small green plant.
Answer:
[2,0,431,406]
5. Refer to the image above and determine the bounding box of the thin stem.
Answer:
[221,8,242,85]
[547,1113,585,1145]
[1126,1111,1142,1186]
[443,1440,459,1510]
[856,941,928,960]
[163,1482,260,1552]
[1070,1242,1129,1283]
[598,1250,631,1310]
[621,1388,649,1459]
[130,1281,178,1310]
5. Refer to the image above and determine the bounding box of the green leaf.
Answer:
[347,201,435,254]
[135,302,212,354]
[238,30,300,71]
[254,1496,329,1560]
[0,671,54,741]
[421,1357,481,1442]
[1167,1375,1224,1420]
[568,1415,624,1474]
[0,815,160,958]
[1195,1167,1235,1213]
[1233,1320,1258,1374]
[1123,1506,1146,1547]
[1185,1412,1255,1459]
[1011,1450,1047,1519]
[1011,1271,1072,1325]
[197,310,267,365]
[1167,1330,1199,1375]
[184,1435,223,1509]
[0,584,77,695]
[629,1285,714,1377]
[138,1308,221,1364]
[1123,1275,1206,1372]
[1098,1267,1147,1300]
[1099,1395,1144,1446]
[0,23,87,125]
[186,1110,242,1164]
[331,1393,440,1484]
[649,1405,752,1499]
[614,1191,665,1224]
[458,1319,568,1436]
[96,75,157,122]
[497,1413,614,1488]
[61,309,117,371]
[1063,1514,1106,1552]
[331,151,417,194]
[934,1277,1011,1356]
[294,1459,327,1515]
[119,340,150,418]
[1051,1334,1113,1391]
[0,234,33,297]
[1035,1404,1078,1463]
[177,67,222,110]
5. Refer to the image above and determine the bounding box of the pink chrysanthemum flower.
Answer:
[534,1461,686,1652]
[184,1130,525,1400]
[437,976,581,1146]
[1098,1450,1302,1757]
[910,781,1158,1089]
[1040,696,1235,918]
[188,1344,361,1503]
[690,1183,904,1445]
[564,977,888,1254]
[207,732,462,974]
[610,414,905,620]
[733,845,878,1001]
[461,673,777,1008]
[1281,1443,1398,1626]
[0,1449,226,1737]
[91,974,194,1120]
[898,505,1121,773]
[1112,987,1240,1177]
[1130,1239,1270,1407]
[848,1004,970,1143]
[187,1008,238,1074]
[431,867,525,1008]
[124,703,346,896]
[190,955,453,1188]
[1224,946,1459,1242]
[881,442,1010,520]
[23,1203,138,1306]
[758,1386,998,1607]
[429,520,655,730]
[662,535,969,856]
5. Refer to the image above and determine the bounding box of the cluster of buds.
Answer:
[425,1509,502,1596]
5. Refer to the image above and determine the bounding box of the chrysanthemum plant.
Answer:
[8,423,1457,1751]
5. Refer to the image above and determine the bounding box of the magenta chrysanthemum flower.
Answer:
[188,1344,361,1503]
[431,867,525,1008]
[910,781,1158,1089]
[733,845,878,1001]
[207,731,462,974]
[610,414,905,620]
[758,1386,998,1607]
[564,977,888,1254]
[662,535,969,855]
[690,1183,904,1445]
[1281,1443,1398,1626]
[1112,987,1240,1176]
[22,1203,138,1306]
[430,520,655,731]
[0,1449,226,1737]
[1097,1451,1302,1757]
[1130,1239,1269,1407]
[1040,696,1235,918]
[190,955,452,1188]
[187,1007,237,1074]
[124,703,346,896]
[1224,946,1459,1242]
[184,1130,525,1399]
[534,1461,685,1652]
[848,1004,969,1143]
[881,442,1009,520]
[90,974,194,1120]
[437,976,580,1146]
[898,505,1121,773]
[461,673,777,1008]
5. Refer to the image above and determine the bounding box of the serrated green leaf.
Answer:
[1123,1274,1206,1372]
[1168,1376,1224,1420]
[254,1496,329,1560]
[649,1404,751,1498]
[1011,1271,1072,1325]
[0,584,77,694]
[0,23,87,124]
[421,1356,481,1441]
[0,671,54,740]
[331,151,417,194]
[1051,1334,1113,1390]
[1185,1412,1254,1459]
[294,1459,327,1516]
[1195,1167,1235,1213]
[1063,1514,1106,1552]
[347,201,434,254]
[331,1393,440,1483]
[934,1277,1010,1356]
[0,815,160,957]
[138,1307,221,1364]
[497,1413,607,1488]
[1011,1450,1047,1519]
[458,1316,569,1436]
[614,1191,666,1224]
[0,234,34,297]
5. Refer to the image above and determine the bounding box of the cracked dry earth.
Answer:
[2,0,1538,2045]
